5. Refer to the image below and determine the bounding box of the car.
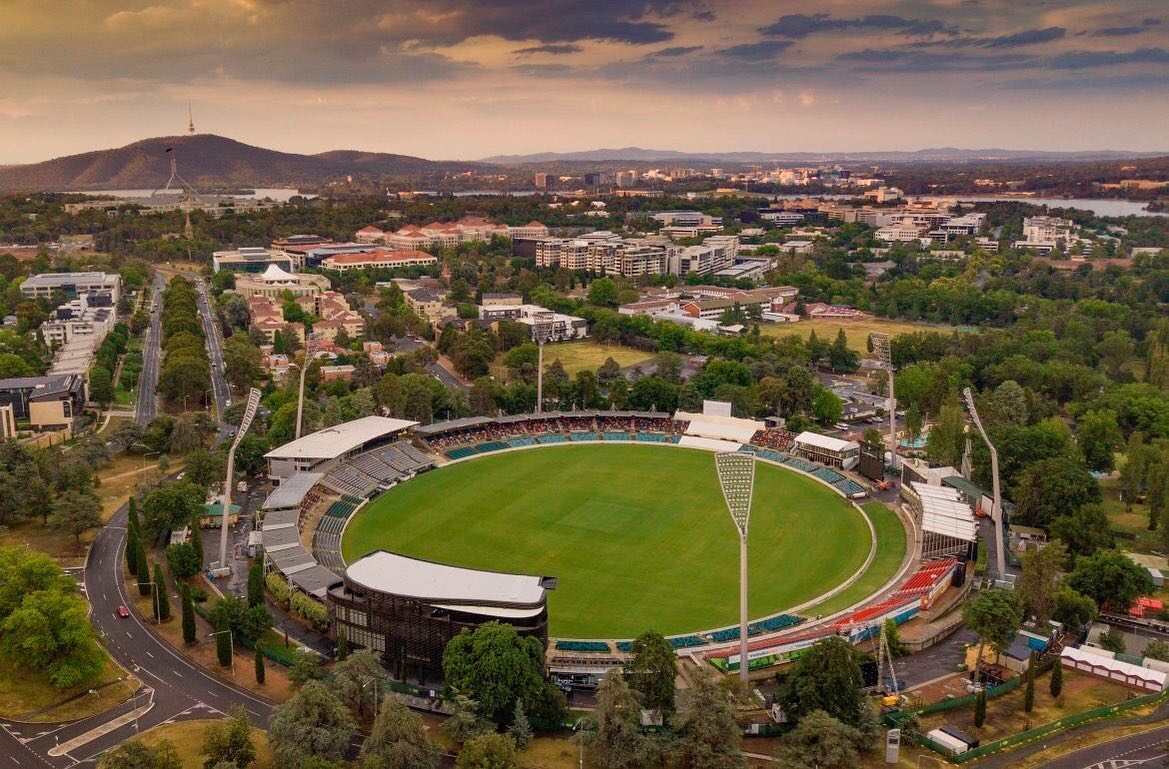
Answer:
[117,605,130,618]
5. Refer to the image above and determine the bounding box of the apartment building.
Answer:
[381,218,548,251]
[319,249,438,272]
[676,235,739,276]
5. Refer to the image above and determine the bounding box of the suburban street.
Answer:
[192,277,232,443]
[133,275,164,426]
[1038,730,1169,769]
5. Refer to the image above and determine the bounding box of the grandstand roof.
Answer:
[265,416,417,461]
[346,550,547,607]
[794,431,860,454]
[675,410,763,443]
[262,472,324,510]
[413,416,493,436]
[914,482,978,541]
[290,565,344,599]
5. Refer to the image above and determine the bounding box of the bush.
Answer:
[291,591,327,630]
[266,571,290,605]
[191,586,209,603]
[164,542,200,581]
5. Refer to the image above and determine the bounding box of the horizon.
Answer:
[2,1,1168,164]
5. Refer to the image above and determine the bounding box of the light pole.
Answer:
[218,387,261,574]
[962,387,1005,582]
[208,630,235,676]
[360,677,380,719]
[533,312,554,414]
[572,717,585,769]
[141,450,161,480]
[871,332,897,468]
[715,451,756,697]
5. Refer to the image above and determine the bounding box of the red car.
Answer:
[117,605,130,618]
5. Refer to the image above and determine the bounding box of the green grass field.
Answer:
[342,445,879,639]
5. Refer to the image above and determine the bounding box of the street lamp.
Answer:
[871,332,898,468]
[572,717,585,769]
[360,676,380,719]
[208,630,235,676]
[715,451,755,697]
[218,387,261,574]
[962,387,1005,582]
[533,312,554,414]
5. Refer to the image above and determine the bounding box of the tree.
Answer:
[985,380,1029,427]
[963,590,1023,676]
[443,621,562,725]
[1144,640,1169,662]
[202,706,256,769]
[136,539,151,597]
[1017,542,1067,625]
[671,670,745,769]
[1,589,104,688]
[775,709,863,769]
[1014,458,1101,529]
[360,697,440,769]
[828,330,860,374]
[508,700,533,750]
[1052,503,1114,560]
[48,490,102,549]
[126,497,140,576]
[588,277,619,307]
[812,387,843,424]
[1100,628,1126,654]
[268,681,356,769]
[1050,658,1064,697]
[288,649,324,688]
[1121,432,1148,512]
[925,398,966,467]
[152,563,171,621]
[255,644,266,685]
[586,673,652,769]
[99,739,183,769]
[1077,410,1123,472]
[1024,653,1036,713]
[190,511,205,567]
[330,648,389,716]
[1052,585,1098,628]
[247,562,264,608]
[1098,330,1135,377]
[597,357,624,389]
[168,414,205,455]
[455,733,518,769]
[183,449,224,489]
[442,694,493,743]
[904,404,923,443]
[626,631,676,716]
[89,366,114,406]
[0,547,77,620]
[1066,549,1154,611]
[215,626,232,667]
[778,635,866,727]
[165,542,201,581]
[182,584,197,644]
[974,688,987,728]
[141,480,205,536]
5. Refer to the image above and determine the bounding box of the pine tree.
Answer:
[1023,654,1035,713]
[1050,661,1064,698]
[507,700,533,750]
[336,627,348,661]
[216,627,233,668]
[255,644,266,684]
[128,495,139,531]
[125,521,139,576]
[247,562,264,607]
[190,512,204,567]
[152,563,171,621]
[136,540,151,597]
[974,688,987,728]
[181,584,197,644]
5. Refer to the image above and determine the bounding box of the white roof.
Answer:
[1062,646,1167,688]
[265,416,417,461]
[795,431,860,453]
[914,482,978,542]
[675,410,763,443]
[260,264,297,281]
[262,472,323,510]
[346,551,546,607]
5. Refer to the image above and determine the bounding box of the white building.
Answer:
[875,219,929,244]
[319,249,438,272]
[676,235,738,276]
[212,247,296,274]
[512,305,588,342]
[264,415,418,481]
[21,272,121,306]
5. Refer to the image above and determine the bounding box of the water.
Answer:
[77,187,307,202]
[770,193,1163,218]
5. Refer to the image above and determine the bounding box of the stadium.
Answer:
[257,407,964,683]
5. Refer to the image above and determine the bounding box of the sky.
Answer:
[1,0,1168,164]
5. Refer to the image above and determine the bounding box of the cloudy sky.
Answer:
[2,0,1167,163]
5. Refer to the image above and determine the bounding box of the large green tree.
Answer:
[361,697,440,769]
[777,635,867,727]
[962,589,1024,677]
[1017,543,1067,626]
[775,709,864,769]
[455,733,518,769]
[268,681,356,769]
[1,589,104,688]
[671,670,745,769]
[626,631,677,715]
[1013,457,1100,529]
[1066,550,1154,611]
[202,706,256,769]
[329,648,388,717]
[586,674,654,769]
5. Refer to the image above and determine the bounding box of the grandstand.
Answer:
[265,415,417,481]
[794,431,861,470]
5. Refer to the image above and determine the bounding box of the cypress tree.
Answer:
[216,627,233,667]
[125,522,139,576]
[152,563,170,621]
[1050,660,1064,697]
[190,512,204,567]
[974,688,987,728]
[127,495,138,531]
[336,626,348,661]
[181,584,197,644]
[1023,654,1035,713]
[136,540,151,597]
[255,644,265,684]
[247,562,264,608]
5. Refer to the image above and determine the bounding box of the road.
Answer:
[133,276,164,426]
[192,277,232,443]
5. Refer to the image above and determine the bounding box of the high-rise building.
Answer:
[534,172,550,190]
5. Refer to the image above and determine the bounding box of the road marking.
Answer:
[145,651,153,659]
[172,670,182,678]
[46,703,154,757]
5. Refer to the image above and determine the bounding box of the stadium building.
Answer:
[327,550,554,681]
[264,415,417,481]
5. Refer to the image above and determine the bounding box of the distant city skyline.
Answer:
[2,0,1168,164]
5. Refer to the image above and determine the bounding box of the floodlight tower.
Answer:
[715,451,756,697]
[294,340,318,439]
[533,312,554,414]
[218,387,261,573]
[962,387,1006,582]
[871,332,897,468]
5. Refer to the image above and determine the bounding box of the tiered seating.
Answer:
[602,431,632,441]
[635,432,667,443]
[313,494,365,575]
[569,432,599,442]
[667,434,682,444]
[614,635,707,653]
[446,446,478,460]
[507,436,536,448]
[890,559,957,601]
[750,428,795,452]
[554,640,611,653]
[812,466,846,485]
[323,465,378,497]
[537,434,567,444]
[708,626,741,643]
[749,614,805,635]
[834,479,865,496]
[477,441,508,453]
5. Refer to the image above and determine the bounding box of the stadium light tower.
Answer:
[218,387,261,574]
[871,332,897,468]
[962,387,1006,582]
[533,312,554,414]
[715,451,756,697]
[294,339,318,439]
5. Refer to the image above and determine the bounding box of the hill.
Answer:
[0,134,485,192]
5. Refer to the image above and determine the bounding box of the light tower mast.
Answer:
[188,102,195,135]
[715,451,756,697]
[962,387,1006,581]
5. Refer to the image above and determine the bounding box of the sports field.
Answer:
[342,445,882,639]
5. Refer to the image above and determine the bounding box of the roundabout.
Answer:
[340,443,883,640]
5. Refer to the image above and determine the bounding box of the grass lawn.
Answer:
[805,502,908,617]
[760,317,959,351]
[0,654,137,723]
[493,340,654,378]
[138,719,273,769]
[1100,476,1164,553]
[342,445,873,639]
